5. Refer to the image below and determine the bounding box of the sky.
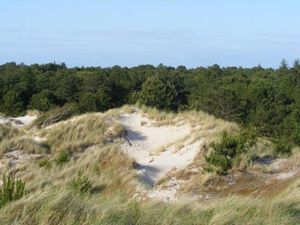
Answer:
[0,0,300,68]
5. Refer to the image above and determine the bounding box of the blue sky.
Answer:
[1,0,300,68]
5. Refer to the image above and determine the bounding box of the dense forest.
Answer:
[1,60,300,144]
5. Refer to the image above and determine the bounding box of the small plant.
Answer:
[68,171,92,194]
[38,158,52,169]
[273,140,292,156]
[0,175,26,208]
[55,150,70,165]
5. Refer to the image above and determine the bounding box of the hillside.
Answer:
[0,105,300,224]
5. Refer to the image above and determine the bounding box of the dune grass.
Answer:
[0,124,48,157]
[45,113,113,154]
[0,124,20,142]
[0,178,299,225]
[0,137,48,157]
[1,105,300,225]
[0,145,139,225]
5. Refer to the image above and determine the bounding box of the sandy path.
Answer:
[118,112,203,186]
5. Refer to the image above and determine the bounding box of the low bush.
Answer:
[205,131,255,174]
[55,150,70,166]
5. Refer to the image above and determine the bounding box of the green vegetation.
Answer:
[68,171,92,194]
[1,61,300,145]
[0,175,26,208]
[274,140,292,156]
[138,76,185,110]
[55,150,70,165]
[205,132,244,174]
[29,90,55,112]
[205,128,257,174]
[38,158,52,169]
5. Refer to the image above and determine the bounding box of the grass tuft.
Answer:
[0,137,49,157]
[46,113,109,154]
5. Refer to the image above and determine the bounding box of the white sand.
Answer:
[33,136,47,143]
[15,115,37,126]
[118,112,203,187]
[0,114,37,127]
[276,170,298,180]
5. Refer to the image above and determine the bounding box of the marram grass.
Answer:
[0,106,300,225]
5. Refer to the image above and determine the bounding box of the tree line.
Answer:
[1,60,300,144]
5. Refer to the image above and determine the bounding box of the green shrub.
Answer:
[0,175,26,208]
[240,126,257,146]
[29,90,55,112]
[205,132,246,174]
[205,153,230,174]
[68,172,92,194]
[138,76,180,110]
[1,91,25,116]
[55,150,70,166]
[78,91,111,113]
[273,140,292,156]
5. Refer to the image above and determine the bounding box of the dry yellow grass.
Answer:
[0,124,21,141]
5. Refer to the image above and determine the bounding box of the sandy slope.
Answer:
[2,107,300,203]
[118,112,203,188]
